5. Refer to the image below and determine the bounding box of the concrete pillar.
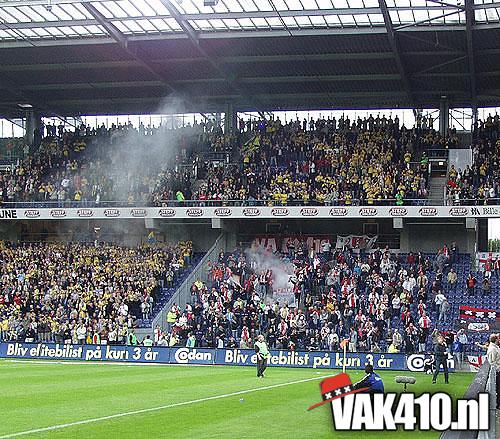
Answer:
[215,113,222,131]
[25,110,42,152]
[439,98,450,136]
[471,105,478,137]
[224,103,236,134]
[211,218,222,229]
[399,226,409,252]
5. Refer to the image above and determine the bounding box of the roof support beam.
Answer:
[425,0,465,11]
[393,10,462,32]
[378,0,414,106]
[413,55,467,76]
[4,23,500,49]
[4,0,497,10]
[158,0,264,113]
[465,0,477,109]
[0,53,400,72]
[0,0,476,11]
[18,74,403,91]
[80,3,176,95]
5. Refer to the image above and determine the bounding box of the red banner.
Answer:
[459,305,499,321]
[251,235,331,254]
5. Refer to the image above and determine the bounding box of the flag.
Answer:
[339,339,349,349]
[459,305,499,321]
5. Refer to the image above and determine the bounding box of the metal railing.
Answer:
[0,198,431,208]
[478,361,497,439]
[445,198,500,206]
[2,197,500,209]
[441,360,497,439]
[151,233,226,332]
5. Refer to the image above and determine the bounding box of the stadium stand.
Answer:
[0,117,466,207]
[158,241,475,359]
[0,240,196,344]
[446,132,500,205]
[0,122,210,205]
[0,0,499,435]
[153,118,466,206]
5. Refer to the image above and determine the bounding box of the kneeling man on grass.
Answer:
[353,364,385,393]
[255,335,270,378]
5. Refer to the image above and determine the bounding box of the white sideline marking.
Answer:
[0,374,328,438]
[2,359,214,367]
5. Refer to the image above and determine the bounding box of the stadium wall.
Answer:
[0,219,221,252]
[401,222,476,254]
[0,217,476,254]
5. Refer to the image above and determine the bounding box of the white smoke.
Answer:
[245,247,295,292]
[90,95,200,202]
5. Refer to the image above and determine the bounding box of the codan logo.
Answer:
[158,208,176,217]
[243,208,260,217]
[419,207,437,217]
[50,209,66,218]
[271,208,289,216]
[389,207,407,217]
[186,208,203,217]
[173,348,212,364]
[359,207,377,216]
[104,209,120,218]
[300,208,318,216]
[214,208,232,217]
[77,209,94,218]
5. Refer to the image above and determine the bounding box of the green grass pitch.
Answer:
[0,359,474,439]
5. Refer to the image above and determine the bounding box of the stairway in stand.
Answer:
[428,176,447,205]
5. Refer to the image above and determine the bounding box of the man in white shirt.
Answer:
[402,275,416,294]
[392,328,402,350]
[457,329,468,364]
[321,241,332,259]
[486,334,500,409]
[434,291,446,315]
[76,323,86,345]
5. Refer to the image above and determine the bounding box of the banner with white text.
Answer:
[0,342,439,371]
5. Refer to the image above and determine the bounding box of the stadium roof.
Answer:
[0,0,499,117]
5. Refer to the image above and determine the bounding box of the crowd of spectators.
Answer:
[0,119,216,205]
[164,116,454,206]
[0,240,193,344]
[159,240,468,358]
[0,115,464,207]
[446,113,500,205]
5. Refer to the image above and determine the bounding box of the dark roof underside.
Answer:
[0,2,499,117]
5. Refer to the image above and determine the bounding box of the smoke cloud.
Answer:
[245,247,295,292]
[89,95,199,202]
